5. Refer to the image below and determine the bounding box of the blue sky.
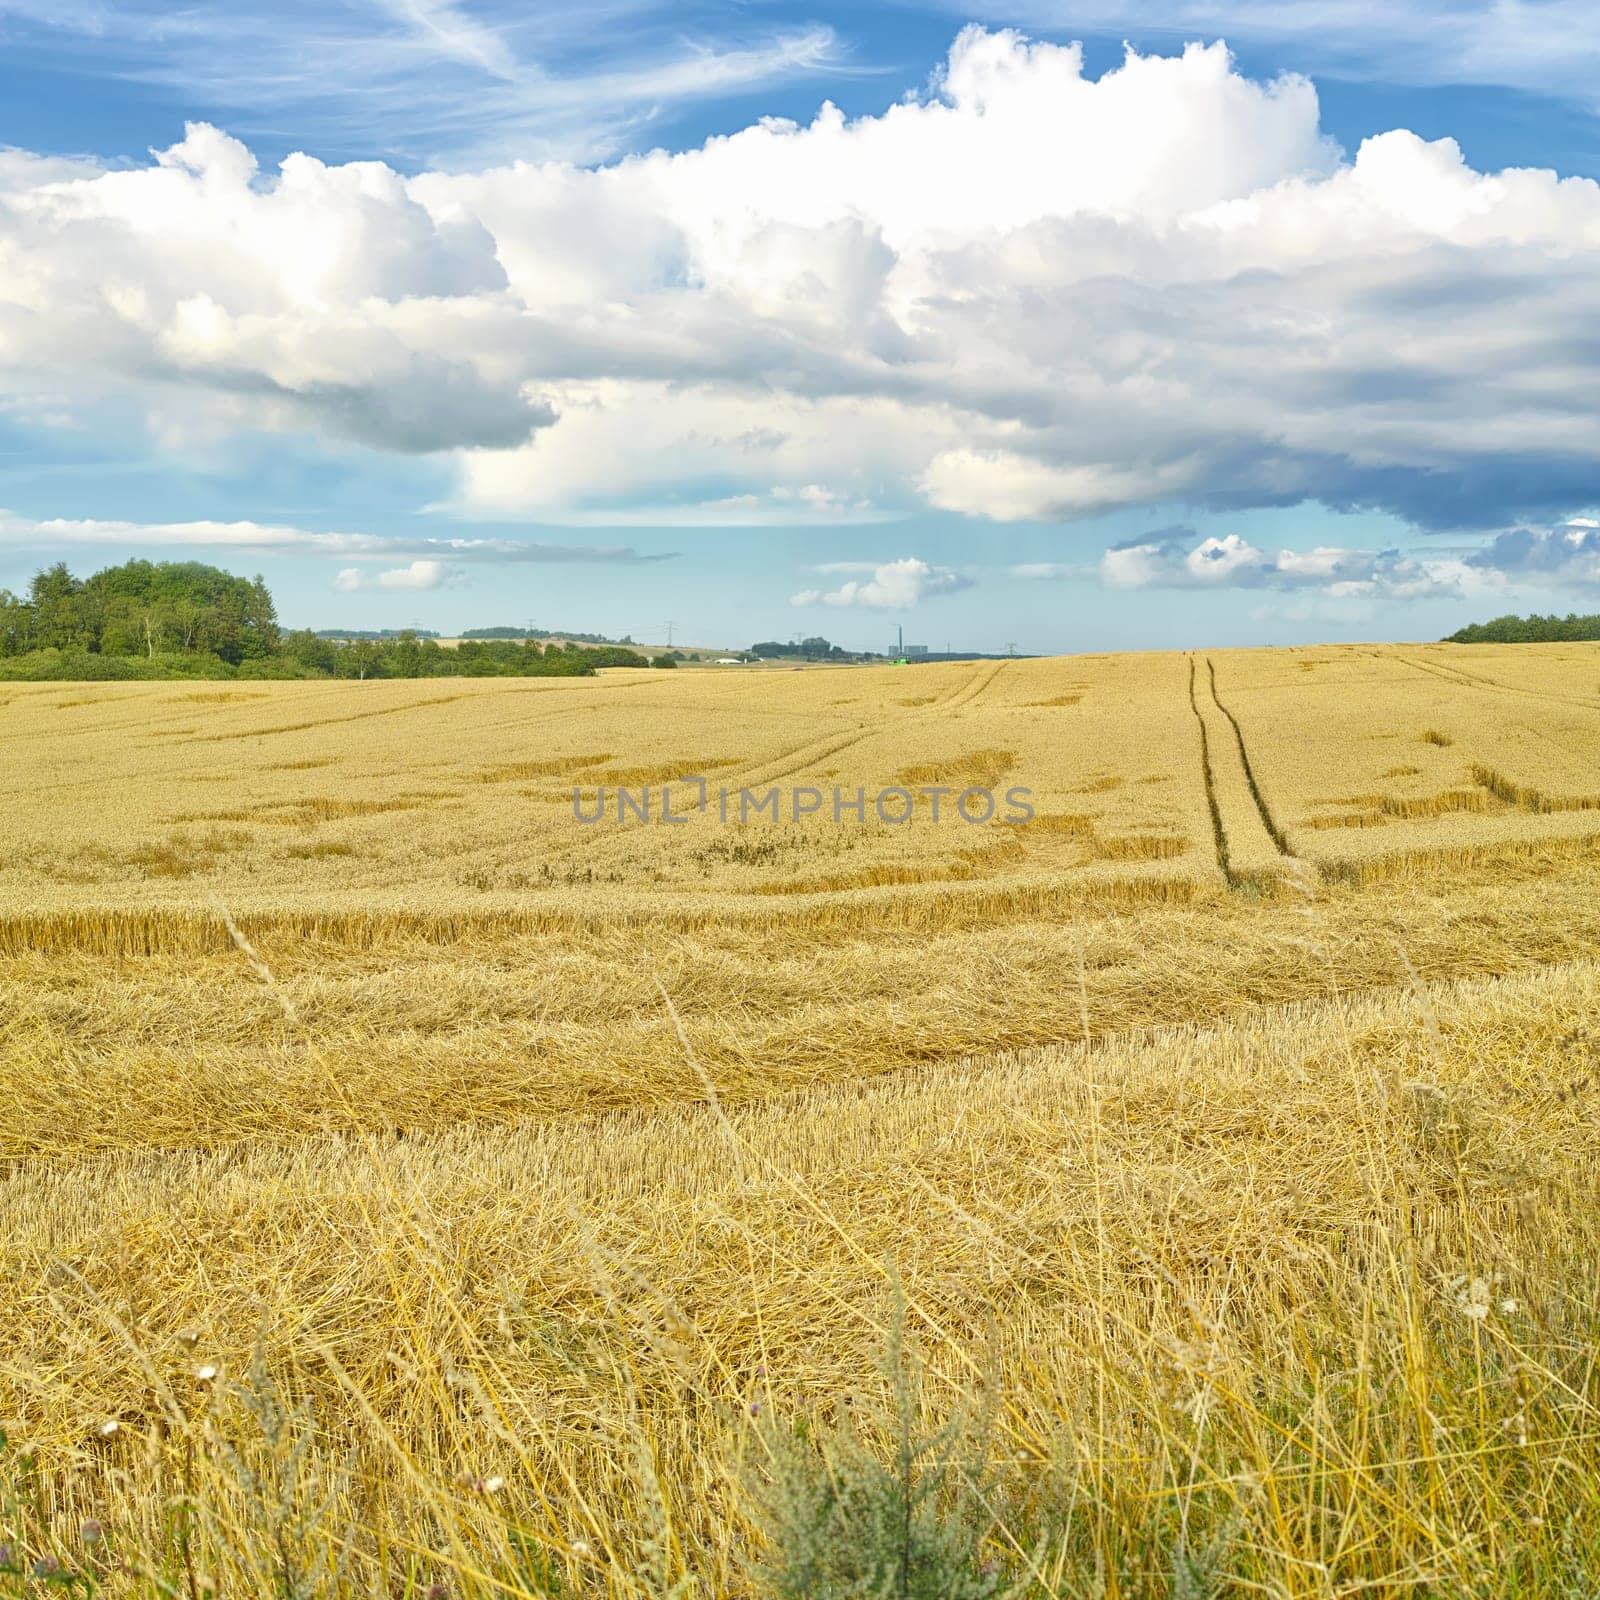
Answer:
[2,0,1600,651]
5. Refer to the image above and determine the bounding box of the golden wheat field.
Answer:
[5,642,1600,1597]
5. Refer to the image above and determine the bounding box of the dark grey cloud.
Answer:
[1468,521,1600,579]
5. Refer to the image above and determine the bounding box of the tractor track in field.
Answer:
[713,661,1013,792]
[731,727,883,790]
[1206,658,1293,856]
[1391,651,1600,714]
[1187,655,1297,889]
[486,657,1017,807]
[1187,657,1233,882]
[944,659,1009,710]
[929,662,984,708]
[179,694,473,743]
[936,659,1009,711]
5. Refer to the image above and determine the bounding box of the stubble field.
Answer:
[4,643,1600,1596]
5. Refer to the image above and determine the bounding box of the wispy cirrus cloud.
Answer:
[0,0,844,165]
[1008,562,1081,581]
[0,511,675,564]
[380,0,519,79]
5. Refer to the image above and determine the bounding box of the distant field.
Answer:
[5,642,1600,1594]
[6,643,1600,920]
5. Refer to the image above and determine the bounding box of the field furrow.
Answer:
[1185,654,1290,886]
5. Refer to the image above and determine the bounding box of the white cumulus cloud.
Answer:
[1097,528,1500,600]
[335,559,463,591]
[2,28,1600,535]
[791,556,971,609]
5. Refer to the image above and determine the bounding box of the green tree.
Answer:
[0,589,32,656]
[282,629,338,675]
[387,629,425,677]
[347,640,383,680]
[242,575,280,657]
[29,563,88,649]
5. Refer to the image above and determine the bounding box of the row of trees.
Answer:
[0,562,678,680]
[1445,612,1600,643]
[281,632,672,678]
[751,636,859,660]
[458,625,632,645]
[281,632,602,679]
[0,561,280,663]
[308,628,442,640]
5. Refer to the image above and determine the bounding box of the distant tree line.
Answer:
[279,633,651,680]
[751,635,863,661]
[0,561,673,680]
[1445,613,1600,644]
[311,627,442,640]
[459,625,635,644]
